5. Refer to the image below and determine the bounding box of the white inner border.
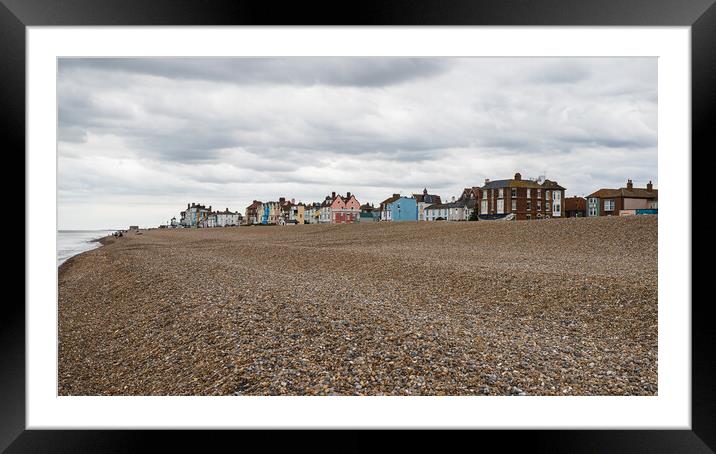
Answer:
[27,27,691,429]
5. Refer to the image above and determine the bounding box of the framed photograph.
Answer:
[8,0,709,450]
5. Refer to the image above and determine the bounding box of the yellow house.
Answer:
[268,201,280,224]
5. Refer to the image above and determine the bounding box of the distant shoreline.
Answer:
[58,230,117,269]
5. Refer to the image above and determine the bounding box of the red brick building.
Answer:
[244,200,263,225]
[564,196,587,217]
[479,173,566,221]
[586,180,657,217]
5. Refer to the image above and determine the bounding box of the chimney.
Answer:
[627,179,633,189]
[423,188,428,195]
[332,191,336,199]
[291,198,295,204]
[514,172,522,181]
[485,178,490,185]
[393,193,400,198]
[647,180,653,191]
[188,203,190,209]
[346,192,351,199]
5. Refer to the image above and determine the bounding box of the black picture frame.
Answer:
[5,0,709,451]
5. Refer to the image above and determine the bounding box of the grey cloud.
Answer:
[58,126,88,144]
[527,61,591,84]
[58,57,451,87]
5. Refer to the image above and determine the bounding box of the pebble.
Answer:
[58,216,658,396]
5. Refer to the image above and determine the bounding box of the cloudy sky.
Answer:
[58,57,657,229]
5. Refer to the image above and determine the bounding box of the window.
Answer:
[526,214,531,220]
[498,188,504,199]
[605,199,615,211]
[527,200,532,211]
[511,188,517,198]
[526,189,531,198]
[497,199,505,214]
[537,189,541,198]
[546,202,551,211]
[511,200,517,211]
[481,200,488,214]
[546,190,551,200]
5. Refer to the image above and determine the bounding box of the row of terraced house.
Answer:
[172,203,242,228]
[168,172,656,227]
[241,173,657,225]
[245,192,363,225]
[377,173,568,222]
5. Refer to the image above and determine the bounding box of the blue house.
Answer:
[387,197,418,221]
[261,204,270,224]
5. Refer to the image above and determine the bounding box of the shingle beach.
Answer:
[58,215,657,396]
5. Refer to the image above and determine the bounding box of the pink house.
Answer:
[330,192,360,224]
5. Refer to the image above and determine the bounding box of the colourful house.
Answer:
[184,203,211,227]
[386,196,417,221]
[304,203,321,224]
[261,203,270,224]
[380,194,401,221]
[330,191,360,224]
[294,204,305,224]
[245,200,263,225]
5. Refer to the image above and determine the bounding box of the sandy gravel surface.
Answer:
[58,215,657,396]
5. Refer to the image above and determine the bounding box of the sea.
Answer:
[57,230,117,266]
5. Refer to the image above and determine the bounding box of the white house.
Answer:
[215,208,241,227]
[413,188,442,221]
[184,203,211,227]
[319,196,332,224]
[424,198,472,221]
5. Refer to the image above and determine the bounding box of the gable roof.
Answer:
[482,177,565,191]
[481,179,513,190]
[564,197,586,212]
[541,179,565,190]
[340,194,359,205]
[587,188,658,199]
[425,199,475,210]
[246,201,263,210]
[380,194,401,208]
[413,193,442,204]
[482,179,546,189]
